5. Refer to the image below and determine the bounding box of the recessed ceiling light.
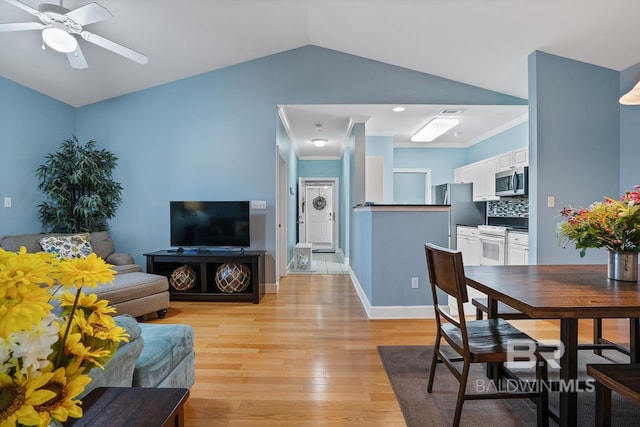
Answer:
[312,138,327,147]
[392,106,405,112]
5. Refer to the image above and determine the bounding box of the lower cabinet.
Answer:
[144,250,265,303]
[507,232,529,265]
[453,226,485,315]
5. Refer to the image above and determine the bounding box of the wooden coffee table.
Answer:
[64,387,189,427]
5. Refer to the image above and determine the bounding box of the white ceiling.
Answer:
[2,0,639,155]
[279,104,528,159]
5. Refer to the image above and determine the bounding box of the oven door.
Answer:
[478,234,506,265]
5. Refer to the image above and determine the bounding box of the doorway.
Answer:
[298,177,339,252]
[393,168,432,204]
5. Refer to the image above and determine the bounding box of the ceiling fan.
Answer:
[0,0,148,69]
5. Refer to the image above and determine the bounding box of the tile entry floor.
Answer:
[288,252,348,275]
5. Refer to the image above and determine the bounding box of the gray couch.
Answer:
[80,315,196,398]
[0,231,170,319]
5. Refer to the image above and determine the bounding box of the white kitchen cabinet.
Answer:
[456,226,481,266]
[454,165,473,183]
[497,147,528,172]
[471,157,499,201]
[452,226,485,315]
[507,231,529,265]
[513,147,528,168]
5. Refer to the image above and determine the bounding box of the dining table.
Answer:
[464,264,640,427]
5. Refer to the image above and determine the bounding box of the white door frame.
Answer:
[298,177,339,252]
[276,153,288,280]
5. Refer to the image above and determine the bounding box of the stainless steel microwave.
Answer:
[495,166,528,196]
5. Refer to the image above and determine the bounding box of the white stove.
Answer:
[477,225,508,237]
[477,225,507,265]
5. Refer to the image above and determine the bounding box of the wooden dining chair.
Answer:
[424,243,549,427]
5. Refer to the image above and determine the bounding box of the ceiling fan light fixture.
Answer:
[411,118,460,142]
[42,26,78,53]
[312,138,328,147]
[620,81,640,105]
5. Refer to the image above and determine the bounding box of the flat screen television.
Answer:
[170,201,250,248]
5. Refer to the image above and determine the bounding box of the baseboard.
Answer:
[348,267,436,319]
[266,281,278,293]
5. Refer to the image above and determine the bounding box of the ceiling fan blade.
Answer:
[67,45,88,69]
[4,0,41,16]
[0,21,45,32]
[65,2,112,26]
[80,30,148,64]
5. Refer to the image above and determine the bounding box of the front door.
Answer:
[298,178,338,252]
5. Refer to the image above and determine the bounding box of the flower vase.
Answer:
[607,250,639,281]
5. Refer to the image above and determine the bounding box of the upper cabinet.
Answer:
[497,147,528,172]
[471,157,499,202]
[454,147,527,202]
[454,164,473,183]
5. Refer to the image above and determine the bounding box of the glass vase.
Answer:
[607,250,639,281]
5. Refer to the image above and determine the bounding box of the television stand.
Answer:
[144,250,265,303]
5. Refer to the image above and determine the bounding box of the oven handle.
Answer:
[478,234,506,243]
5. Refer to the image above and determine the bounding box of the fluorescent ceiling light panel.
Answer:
[411,118,460,142]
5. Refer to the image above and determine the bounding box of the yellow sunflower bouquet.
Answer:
[0,247,128,427]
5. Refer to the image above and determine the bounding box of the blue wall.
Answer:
[0,77,76,236]
[70,45,524,283]
[394,147,467,185]
[467,122,528,163]
[620,62,640,193]
[298,160,342,178]
[7,43,626,299]
[529,51,619,265]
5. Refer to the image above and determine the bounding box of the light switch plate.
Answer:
[251,200,267,209]
[4,197,11,208]
[547,196,555,208]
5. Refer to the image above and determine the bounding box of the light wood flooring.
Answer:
[148,273,631,426]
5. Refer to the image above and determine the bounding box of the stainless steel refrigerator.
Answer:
[432,183,486,249]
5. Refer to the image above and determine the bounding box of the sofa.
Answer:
[0,231,170,319]
[80,314,196,398]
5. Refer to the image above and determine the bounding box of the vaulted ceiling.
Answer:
[2,0,639,108]
[2,1,638,154]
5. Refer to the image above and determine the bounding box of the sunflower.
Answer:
[58,290,117,321]
[55,253,115,290]
[0,370,55,427]
[0,283,52,339]
[34,363,91,425]
[59,332,111,370]
[0,247,58,291]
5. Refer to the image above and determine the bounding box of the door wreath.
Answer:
[312,196,327,210]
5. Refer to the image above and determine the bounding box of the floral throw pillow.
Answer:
[40,234,93,259]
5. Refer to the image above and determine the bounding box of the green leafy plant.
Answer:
[37,136,123,233]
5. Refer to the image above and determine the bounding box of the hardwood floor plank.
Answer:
[142,272,629,425]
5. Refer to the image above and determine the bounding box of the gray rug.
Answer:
[377,345,640,427]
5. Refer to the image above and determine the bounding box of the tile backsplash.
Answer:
[487,196,529,217]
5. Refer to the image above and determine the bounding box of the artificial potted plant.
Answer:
[37,136,123,233]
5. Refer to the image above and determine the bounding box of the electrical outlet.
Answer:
[411,277,419,289]
[4,197,11,208]
[251,200,267,209]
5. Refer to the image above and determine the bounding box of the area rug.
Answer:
[377,345,640,427]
